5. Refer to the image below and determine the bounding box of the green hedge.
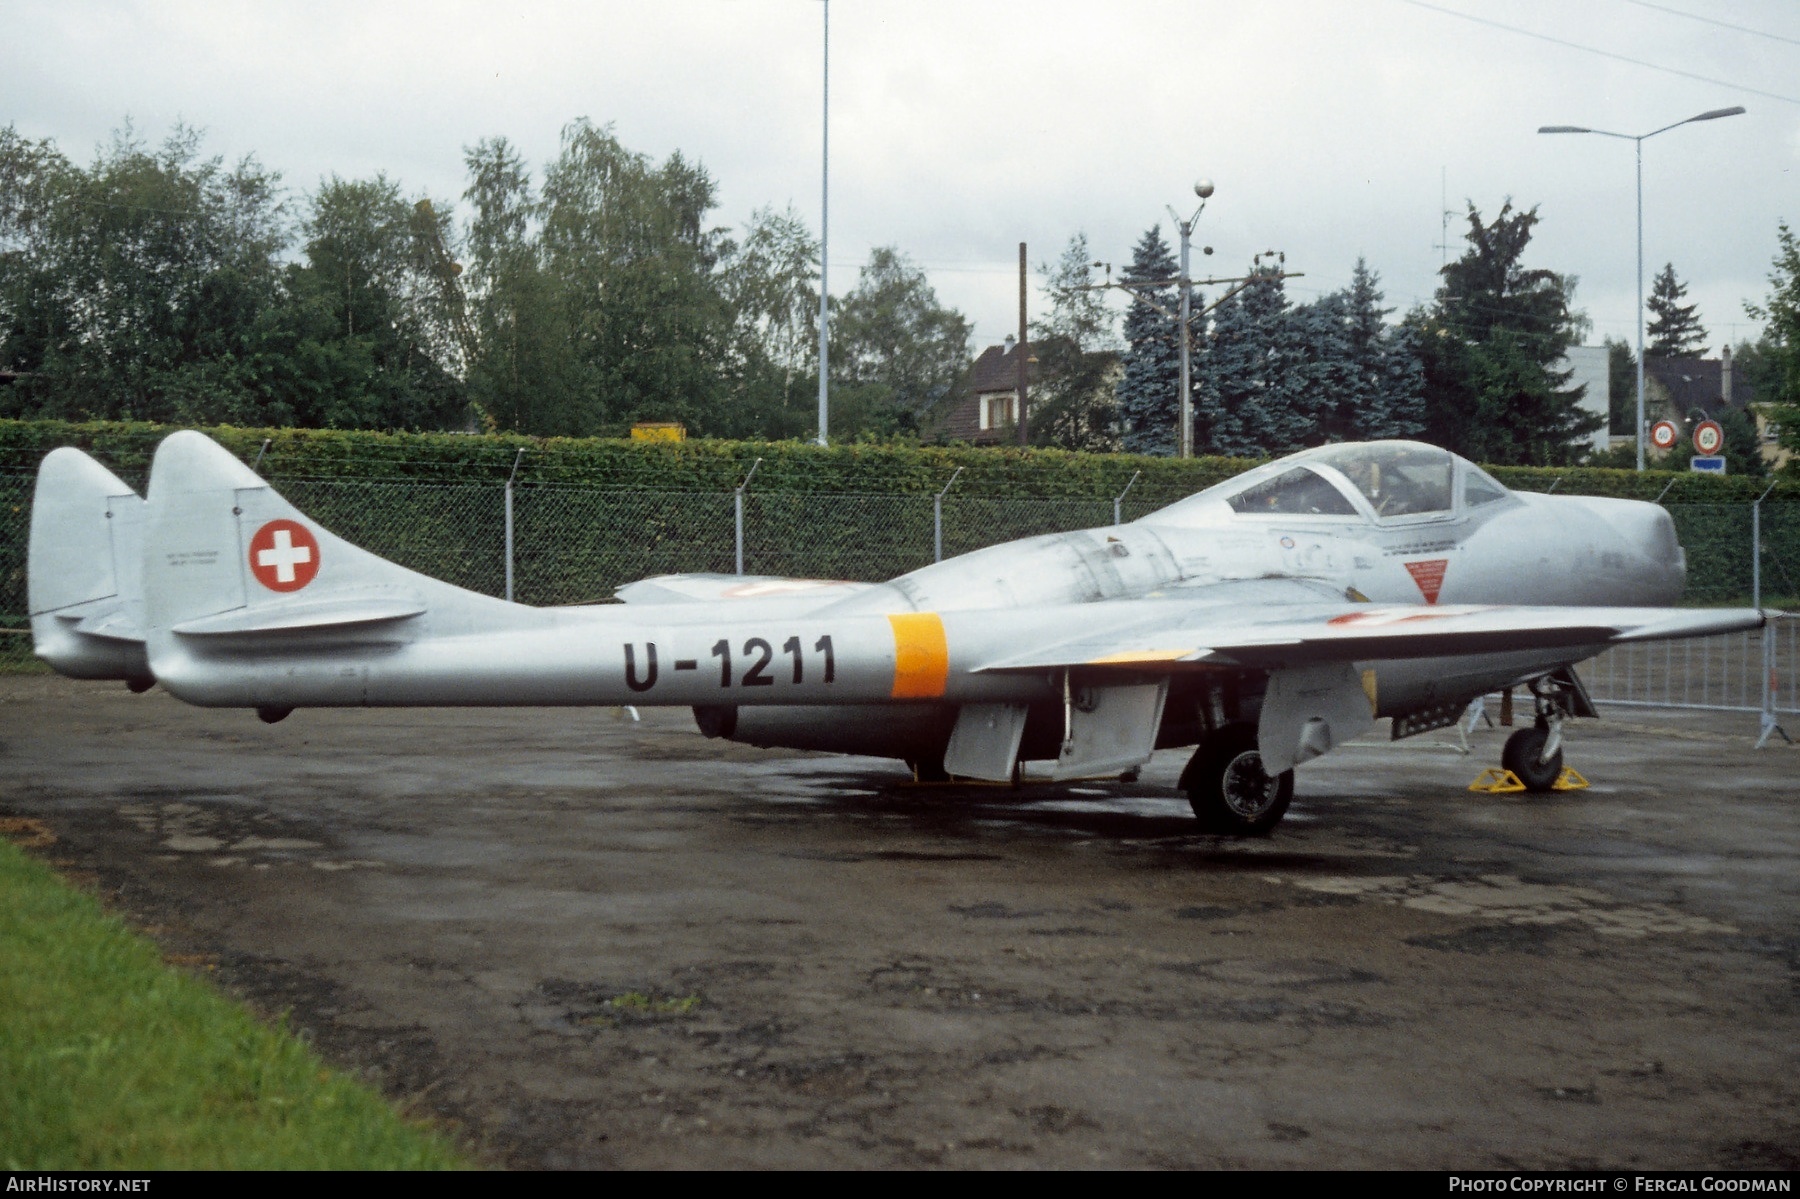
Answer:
[0,419,1242,503]
[2,417,1793,503]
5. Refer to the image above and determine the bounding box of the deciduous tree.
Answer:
[828,246,971,438]
[1744,221,1800,467]
[1028,233,1120,452]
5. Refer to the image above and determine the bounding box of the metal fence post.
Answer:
[503,448,524,602]
[1113,470,1141,526]
[735,458,762,576]
[1752,483,1791,748]
[934,467,963,563]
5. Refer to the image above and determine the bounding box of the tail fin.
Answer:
[28,448,151,684]
[141,431,518,704]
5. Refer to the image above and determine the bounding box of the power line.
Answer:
[1619,0,1800,48]
[1398,0,1800,107]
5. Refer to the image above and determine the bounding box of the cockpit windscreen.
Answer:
[1305,443,1454,518]
[1225,466,1359,517]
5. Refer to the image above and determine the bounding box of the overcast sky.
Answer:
[6,0,1798,354]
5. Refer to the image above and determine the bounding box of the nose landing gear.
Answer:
[1487,673,1591,793]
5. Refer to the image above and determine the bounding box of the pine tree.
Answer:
[1115,226,1182,455]
[1646,263,1708,357]
[1407,201,1599,465]
[1298,259,1425,444]
[1201,266,1312,457]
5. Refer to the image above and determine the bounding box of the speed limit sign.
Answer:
[1693,420,1724,455]
[1650,420,1679,451]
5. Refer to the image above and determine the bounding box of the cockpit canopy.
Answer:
[1146,440,1512,527]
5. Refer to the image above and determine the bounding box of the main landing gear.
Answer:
[1180,723,1293,836]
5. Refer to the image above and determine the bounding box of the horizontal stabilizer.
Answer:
[71,607,144,643]
[171,594,427,637]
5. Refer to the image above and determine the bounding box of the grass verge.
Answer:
[0,834,471,1169]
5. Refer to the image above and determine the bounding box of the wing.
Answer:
[976,601,1766,673]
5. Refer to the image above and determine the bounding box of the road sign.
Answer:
[1693,420,1724,455]
[1650,420,1679,451]
[1690,456,1727,475]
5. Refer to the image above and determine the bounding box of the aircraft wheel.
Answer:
[1501,727,1563,792]
[1183,725,1293,836]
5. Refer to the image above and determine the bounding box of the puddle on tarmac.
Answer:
[1266,872,1735,937]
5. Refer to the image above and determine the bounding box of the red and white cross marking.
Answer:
[248,519,320,592]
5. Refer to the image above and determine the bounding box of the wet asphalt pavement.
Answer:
[2,675,1797,1169]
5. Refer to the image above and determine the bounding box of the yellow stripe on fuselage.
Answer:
[1087,649,1193,665]
[887,612,949,699]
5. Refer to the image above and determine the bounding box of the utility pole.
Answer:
[1017,241,1029,446]
[1066,180,1300,458]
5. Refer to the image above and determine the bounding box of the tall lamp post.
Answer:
[1169,181,1214,460]
[1075,178,1301,458]
[1537,106,1744,471]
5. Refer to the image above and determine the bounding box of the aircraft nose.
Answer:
[1641,504,1680,564]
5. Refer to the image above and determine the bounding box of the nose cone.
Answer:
[1579,496,1685,603]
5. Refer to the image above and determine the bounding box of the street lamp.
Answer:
[1169,180,1214,460]
[1538,106,1744,471]
[1075,182,1301,459]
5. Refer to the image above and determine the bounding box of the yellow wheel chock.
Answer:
[1469,767,1590,793]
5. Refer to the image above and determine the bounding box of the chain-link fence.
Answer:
[2,473,1794,721]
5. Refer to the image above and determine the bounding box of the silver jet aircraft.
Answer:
[29,431,1763,835]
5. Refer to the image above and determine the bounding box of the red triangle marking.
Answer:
[1404,559,1448,604]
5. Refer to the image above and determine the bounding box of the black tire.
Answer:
[1182,725,1294,836]
[1501,726,1563,792]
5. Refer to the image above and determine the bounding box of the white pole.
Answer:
[1178,221,1192,460]
[816,0,830,447]
[1635,138,1646,472]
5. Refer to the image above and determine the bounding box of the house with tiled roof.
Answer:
[1644,347,1787,469]
[934,337,1034,444]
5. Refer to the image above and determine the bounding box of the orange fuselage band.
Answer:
[887,612,949,699]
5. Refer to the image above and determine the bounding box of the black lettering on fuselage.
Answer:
[624,643,658,692]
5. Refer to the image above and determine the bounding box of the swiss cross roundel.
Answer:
[248,519,320,592]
